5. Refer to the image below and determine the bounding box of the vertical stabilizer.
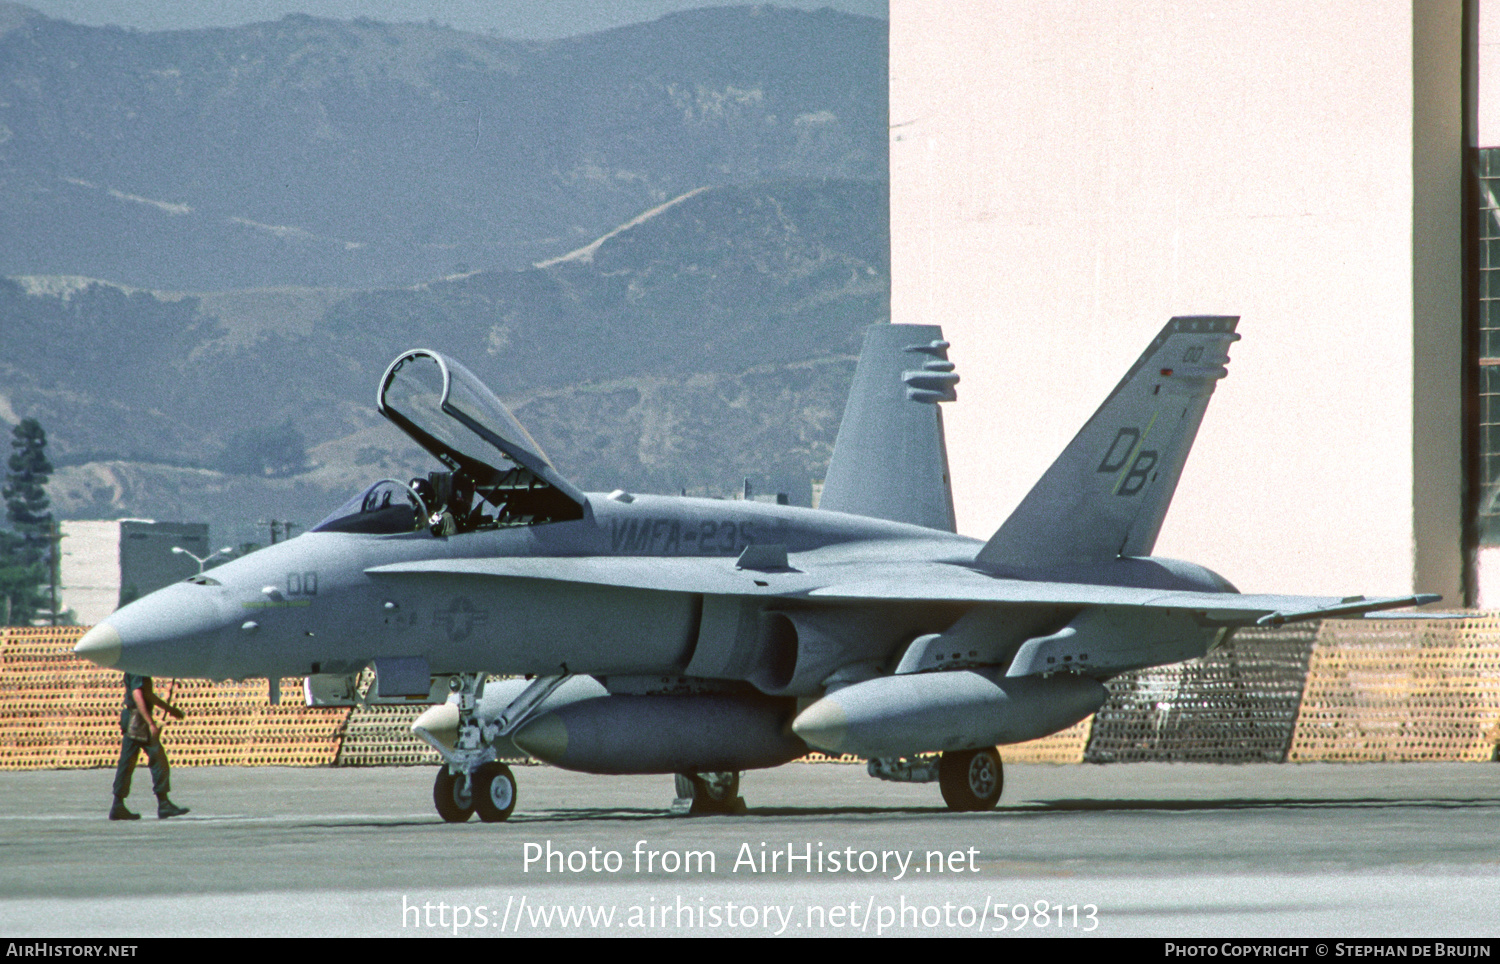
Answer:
[977,316,1240,571]
[819,324,958,531]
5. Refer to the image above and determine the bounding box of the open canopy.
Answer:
[377,350,585,524]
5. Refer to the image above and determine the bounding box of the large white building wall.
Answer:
[891,1,1453,599]
[58,520,122,626]
[1479,1,1500,144]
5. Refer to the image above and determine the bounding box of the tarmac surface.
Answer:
[1,761,1497,938]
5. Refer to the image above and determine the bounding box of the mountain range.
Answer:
[0,2,885,289]
[0,4,889,545]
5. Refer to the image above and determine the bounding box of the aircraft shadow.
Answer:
[501,805,942,822]
[1011,796,1500,813]
[495,796,1500,823]
[260,796,1500,826]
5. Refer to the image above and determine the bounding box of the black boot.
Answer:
[108,798,139,821]
[157,796,189,819]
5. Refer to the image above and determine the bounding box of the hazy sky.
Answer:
[15,1,886,38]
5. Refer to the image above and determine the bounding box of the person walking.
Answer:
[110,673,190,820]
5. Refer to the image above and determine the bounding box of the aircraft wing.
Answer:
[367,556,1436,626]
[807,576,1438,626]
[365,556,825,596]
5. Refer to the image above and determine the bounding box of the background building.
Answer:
[58,520,209,624]
[891,1,1476,603]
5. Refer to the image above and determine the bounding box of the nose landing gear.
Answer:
[430,763,516,823]
[433,767,475,823]
[421,671,572,823]
[474,761,517,822]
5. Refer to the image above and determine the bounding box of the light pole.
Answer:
[172,546,235,574]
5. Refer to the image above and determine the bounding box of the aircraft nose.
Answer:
[74,622,123,668]
[76,583,232,676]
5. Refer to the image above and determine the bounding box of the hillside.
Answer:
[1,4,889,545]
[0,3,886,289]
[14,179,887,542]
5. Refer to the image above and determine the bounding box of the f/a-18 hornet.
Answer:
[75,317,1435,820]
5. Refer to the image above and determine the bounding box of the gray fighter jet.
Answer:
[73,317,1435,820]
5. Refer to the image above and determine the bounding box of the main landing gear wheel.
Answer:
[939,747,1003,812]
[474,762,517,822]
[674,771,743,815]
[434,767,475,823]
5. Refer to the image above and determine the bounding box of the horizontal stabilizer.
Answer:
[1255,593,1443,626]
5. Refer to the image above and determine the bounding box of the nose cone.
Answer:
[510,713,569,765]
[84,582,232,677]
[790,697,848,754]
[411,703,460,754]
[74,622,123,668]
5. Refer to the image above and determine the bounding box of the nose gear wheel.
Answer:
[474,762,517,822]
[433,767,475,823]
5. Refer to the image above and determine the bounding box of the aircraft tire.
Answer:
[433,767,475,823]
[674,771,742,814]
[939,747,1003,812]
[474,762,517,822]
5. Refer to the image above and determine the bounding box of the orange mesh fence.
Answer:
[1289,616,1500,762]
[1085,624,1319,763]
[1,627,350,769]
[7,618,1500,769]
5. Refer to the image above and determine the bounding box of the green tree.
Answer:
[1,419,54,625]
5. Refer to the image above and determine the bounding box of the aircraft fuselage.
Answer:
[86,493,988,687]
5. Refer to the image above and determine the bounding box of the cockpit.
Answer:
[312,479,429,535]
[311,350,586,538]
